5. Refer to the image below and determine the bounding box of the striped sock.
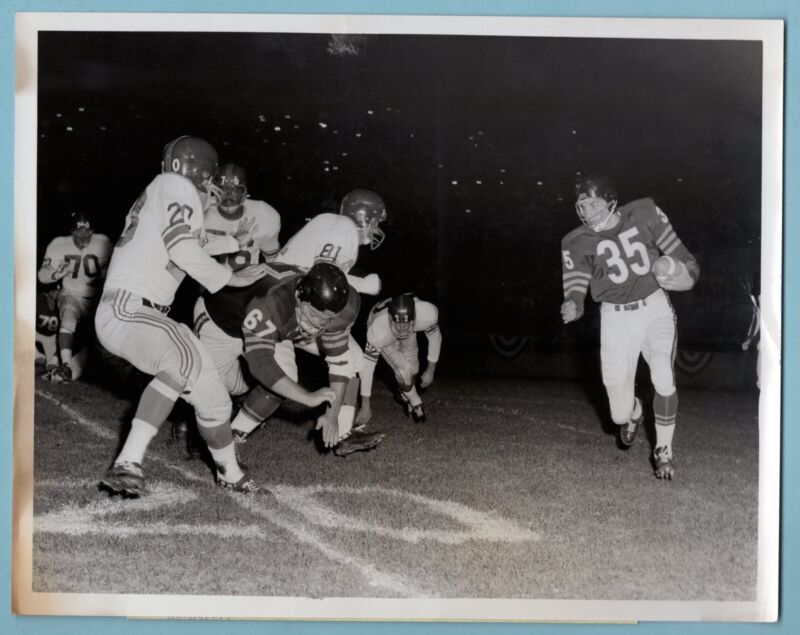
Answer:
[116,418,159,465]
[654,391,678,451]
[208,443,245,483]
[115,373,182,465]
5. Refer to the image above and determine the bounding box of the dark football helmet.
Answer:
[295,263,350,339]
[388,293,416,338]
[162,136,219,193]
[70,211,94,249]
[574,174,618,232]
[340,189,387,250]
[213,163,248,219]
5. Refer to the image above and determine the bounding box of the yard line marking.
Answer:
[36,389,207,484]
[35,387,424,597]
[35,481,268,539]
[270,484,541,545]
[232,494,425,597]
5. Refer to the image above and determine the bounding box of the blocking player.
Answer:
[195,262,384,456]
[560,175,700,480]
[204,163,281,269]
[35,283,89,379]
[276,188,387,295]
[37,212,112,382]
[96,135,268,497]
[356,293,442,426]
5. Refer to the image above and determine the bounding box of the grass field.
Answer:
[30,370,759,604]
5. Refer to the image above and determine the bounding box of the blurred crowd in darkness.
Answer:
[35,32,762,353]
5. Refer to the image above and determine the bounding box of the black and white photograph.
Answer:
[13,12,782,622]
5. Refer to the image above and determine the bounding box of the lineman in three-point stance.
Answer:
[560,175,699,480]
[356,293,442,426]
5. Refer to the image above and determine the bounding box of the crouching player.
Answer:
[356,293,442,425]
[194,262,385,456]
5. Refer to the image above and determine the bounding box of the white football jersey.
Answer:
[204,198,281,270]
[103,173,231,305]
[276,213,360,273]
[39,233,112,298]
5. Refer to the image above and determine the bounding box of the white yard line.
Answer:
[35,387,424,597]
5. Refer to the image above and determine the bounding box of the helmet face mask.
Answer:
[295,263,349,338]
[388,293,416,339]
[162,136,219,193]
[71,213,94,249]
[214,163,248,219]
[574,175,618,232]
[294,302,335,339]
[340,189,387,250]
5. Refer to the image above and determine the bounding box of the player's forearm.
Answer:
[269,376,326,407]
[346,273,381,296]
[38,266,62,284]
[359,358,378,397]
[168,239,233,293]
[426,329,442,362]
[201,233,238,256]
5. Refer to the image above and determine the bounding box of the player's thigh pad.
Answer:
[600,305,642,388]
[381,347,414,390]
[182,336,232,427]
[58,293,90,332]
[95,293,201,389]
[194,296,247,395]
[642,292,678,395]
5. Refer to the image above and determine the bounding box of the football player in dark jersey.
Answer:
[196,262,383,453]
[560,175,700,480]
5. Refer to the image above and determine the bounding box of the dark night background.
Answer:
[36,31,762,372]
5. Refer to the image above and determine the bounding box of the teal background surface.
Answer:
[1,1,795,633]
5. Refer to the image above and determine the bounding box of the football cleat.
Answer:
[46,362,73,384]
[620,399,644,447]
[410,404,426,423]
[218,473,264,494]
[100,461,145,497]
[653,446,675,480]
[171,420,188,443]
[333,430,385,457]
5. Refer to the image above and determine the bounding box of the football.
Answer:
[652,255,677,278]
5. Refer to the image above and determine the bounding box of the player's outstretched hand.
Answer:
[306,386,337,409]
[355,402,372,426]
[560,299,580,324]
[228,264,268,287]
[315,411,340,448]
[233,217,260,248]
[419,368,436,389]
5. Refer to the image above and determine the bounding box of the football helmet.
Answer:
[574,175,618,232]
[388,293,416,339]
[214,163,248,219]
[70,212,94,249]
[295,263,349,338]
[340,189,387,249]
[161,136,219,193]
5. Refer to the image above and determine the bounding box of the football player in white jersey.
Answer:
[95,135,268,497]
[37,212,112,382]
[356,293,442,425]
[204,163,281,269]
[227,189,388,443]
[276,188,387,295]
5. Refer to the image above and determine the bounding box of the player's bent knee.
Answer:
[650,356,676,395]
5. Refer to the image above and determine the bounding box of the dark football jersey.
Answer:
[561,198,693,305]
[206,267,360,388]
[36,290,60,336]
[202,262,304,338]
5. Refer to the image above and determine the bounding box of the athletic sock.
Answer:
[209,443,245,483]
[654,391,678,453]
